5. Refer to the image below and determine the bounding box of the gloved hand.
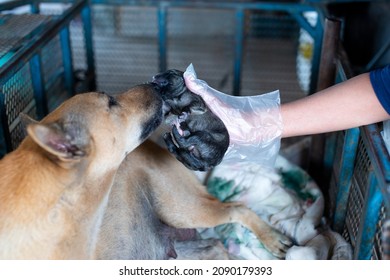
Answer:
[183,64,283,168]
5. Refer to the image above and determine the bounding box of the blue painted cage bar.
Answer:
[326,46,390,259]
[1,0,389,260]
[0,0,96,155]
[35,0,324,99]
[85,0,324,96]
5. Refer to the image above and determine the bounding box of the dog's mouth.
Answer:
[143,82,171,121]
[140,107,163,141]
[138,85,165,141]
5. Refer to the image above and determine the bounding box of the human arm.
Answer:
[184,64,390,142]
[281,72,390,138]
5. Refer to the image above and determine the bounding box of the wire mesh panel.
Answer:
[0,0,95,156]
[0,14,50,64]
[91,5,159,94]
[69,15,88,93]
[76,2,318,100]
[342,138,371,252]
[328,131,346,217]
[166,7,235,93]
[242,10,302,101]
[372,204,387,259]
[70,15,87,71]
[39,3,93,94]
[41,35,68,111]
[327,118,390,261]
[1,63,37,150]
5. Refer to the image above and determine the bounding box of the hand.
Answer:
[184,64,282,146]
[183,64,283,167]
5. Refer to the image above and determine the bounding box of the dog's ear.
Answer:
[27,120,91,162]
[19,113,38,126]
[19,113,38,136]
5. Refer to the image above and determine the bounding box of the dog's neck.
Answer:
[0,139,117,259]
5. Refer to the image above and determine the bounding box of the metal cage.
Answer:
[326,57,390,260]
[0,0,95,155]
[66,1,324,99]
[1,0,389,260]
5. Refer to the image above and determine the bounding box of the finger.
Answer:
[183,74,208,100]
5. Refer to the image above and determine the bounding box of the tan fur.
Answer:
[0,85,163,259]
[95,140,291,259]
[0,85,290,260]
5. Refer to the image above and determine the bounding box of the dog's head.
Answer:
[24,84,163,170]
[152,69,187,99]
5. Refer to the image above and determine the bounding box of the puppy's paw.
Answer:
[163,131,179,152]
[179,122,191,137]
[178,112,189,122]
[260,229,293,259]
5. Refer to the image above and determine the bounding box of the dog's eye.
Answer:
[107,95,119,108]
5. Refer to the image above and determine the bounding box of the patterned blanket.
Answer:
[198,156,352,260]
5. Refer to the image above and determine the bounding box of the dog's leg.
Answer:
[156,191,291,258]
[175,239,234,260]
[137,141,291,258]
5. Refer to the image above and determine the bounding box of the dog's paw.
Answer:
[170,125,190,148]
[163,131,179,152]
[179,122,191,137]
[261,229,293,259]
[178,112,189,121]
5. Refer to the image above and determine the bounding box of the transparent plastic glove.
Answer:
[183,64,283,168]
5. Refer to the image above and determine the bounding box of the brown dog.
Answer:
[0,85,163,259]
[0,84,291,259]
[95,141,292,259]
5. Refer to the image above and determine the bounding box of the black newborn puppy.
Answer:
[152,69,229,171]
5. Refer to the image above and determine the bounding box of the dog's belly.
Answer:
[94,179,169,259]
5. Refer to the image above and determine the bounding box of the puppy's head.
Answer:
[25,84,163,171]
[152,69,187,99]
